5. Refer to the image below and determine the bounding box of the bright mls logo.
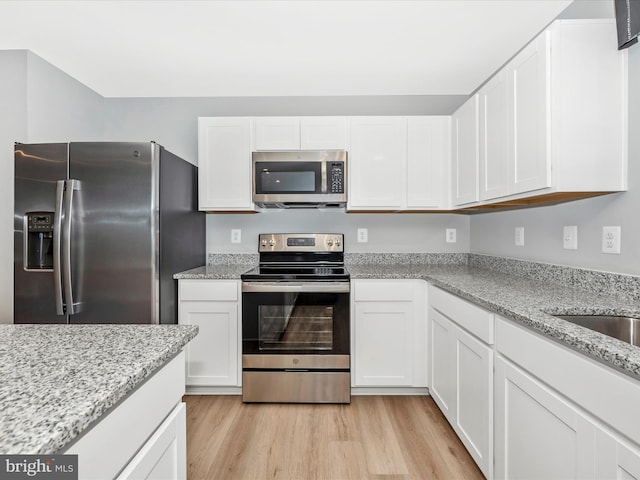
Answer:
[0,455,77,480]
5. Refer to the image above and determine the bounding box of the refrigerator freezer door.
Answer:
[68,142,157,324]
[14,143,68,324]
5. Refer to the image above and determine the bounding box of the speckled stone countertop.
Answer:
[174,259,640,380]
[173,264,249,280]
[349,263,640,381]
[0,324,198,455]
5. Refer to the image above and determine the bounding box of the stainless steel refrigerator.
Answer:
[14,142,205,324]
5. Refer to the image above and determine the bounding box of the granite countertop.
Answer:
[174,260,640,380]
[348,263,640,380]
[0,324,198,455]
[173,264,250,280]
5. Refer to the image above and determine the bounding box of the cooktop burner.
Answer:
[241,264,350,281]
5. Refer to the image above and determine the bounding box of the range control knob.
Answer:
[327,239,334,247]
[268,239,276,247]
[335,240,341,247]
[260,239,268,247]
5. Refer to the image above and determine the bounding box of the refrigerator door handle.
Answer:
[62,179,80,315]
[53,180,65,315]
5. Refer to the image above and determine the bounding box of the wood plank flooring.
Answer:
[184,395,484,480]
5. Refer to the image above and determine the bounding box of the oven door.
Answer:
[242,281,350,356]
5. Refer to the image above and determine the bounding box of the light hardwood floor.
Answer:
[184,395,484,480]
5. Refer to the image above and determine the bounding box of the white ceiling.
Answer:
[0,0,578,98]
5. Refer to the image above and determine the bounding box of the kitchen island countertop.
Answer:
[174,261,640,380]
[0,324,197,455]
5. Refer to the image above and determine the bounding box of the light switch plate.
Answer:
[231,229,242,244]
[563,226,577,250]
[515,227,525,247]
[357,228,368,243]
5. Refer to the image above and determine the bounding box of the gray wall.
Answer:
[0,50,104,323]
[470,45,640,276]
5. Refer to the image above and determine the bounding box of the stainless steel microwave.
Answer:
[252,150,347,208]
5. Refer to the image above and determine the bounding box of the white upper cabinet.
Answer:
[510,32,551,195]
[407,116,450,209]
[479,70,510,201]
[451,95,479,207]
[300,117,348,149]
[476,19,627,204]
[198,117,254,211]
[349,116,450,211]
[253,117,300,150]
[348,116,406,210]
[253,116,347,150]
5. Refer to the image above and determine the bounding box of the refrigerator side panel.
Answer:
[68,142,155,324]
[158,148,205,324]
[14,143,68,324]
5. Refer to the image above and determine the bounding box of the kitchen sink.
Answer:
[555,315,640,348]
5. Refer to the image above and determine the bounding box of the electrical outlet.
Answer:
[563,226,578,250]
[515,227,525,247]
[357,228,368,243]
[230,229,242,244]
[602,226,621,254]
[446,228,457,243]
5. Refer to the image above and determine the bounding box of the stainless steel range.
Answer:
[241,233,350,403]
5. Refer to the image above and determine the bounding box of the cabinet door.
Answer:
[198,117,253,210]
[455,327,493,478]
[429,308,455,418]
[495,356,595,480]
[407,116,450,209]
[117,403,186,480]
[479,70,510,200]
[253,117,300,150]
[596,428,640,480]
[180,300,239,386]
[353,300,414,386]
[451,95,479,206]
[509,32,551,194]
[300,116,348,150]
[348,116,406,209]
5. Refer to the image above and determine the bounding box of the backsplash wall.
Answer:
[206,211,469,254]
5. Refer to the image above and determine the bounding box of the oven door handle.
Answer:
[242,282,350,293]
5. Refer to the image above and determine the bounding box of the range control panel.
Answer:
[258,233,344,253]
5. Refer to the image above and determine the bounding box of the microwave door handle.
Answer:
[62,179,79,315]
[321,160,327,193]
[53,180,65,315]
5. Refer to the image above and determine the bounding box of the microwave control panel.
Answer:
[329,162,345,194]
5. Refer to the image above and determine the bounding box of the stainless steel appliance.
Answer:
[252,151,347,208]
[241,233,350,403]
[14,142,205,324]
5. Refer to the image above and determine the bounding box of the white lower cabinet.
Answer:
[428,286,494,478]
[351,279,427,388]
[495,356,595,480]
[117,403,186,480]
[178,279,241,388]
[495,316,640,480]
[65,353,186,480]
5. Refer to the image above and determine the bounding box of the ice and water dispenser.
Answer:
[25,212,54,270]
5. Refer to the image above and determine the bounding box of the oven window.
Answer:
[258,300,334,351]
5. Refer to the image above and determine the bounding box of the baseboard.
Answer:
[185,386,242,395]
[351,387,430,396]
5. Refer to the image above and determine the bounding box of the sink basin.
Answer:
[555,315,640,348]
